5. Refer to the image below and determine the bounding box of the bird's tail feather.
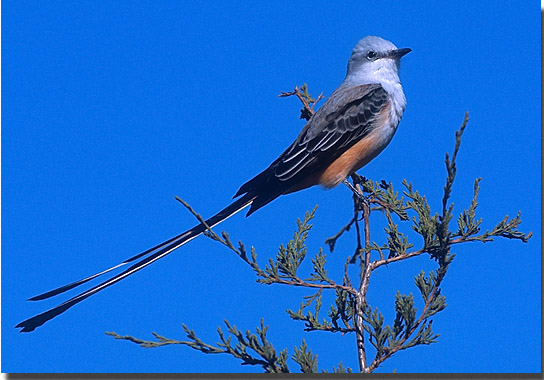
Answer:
[16,194,254,332]
[27,232,189,301]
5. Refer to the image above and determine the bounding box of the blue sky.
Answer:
[2,1,540,374]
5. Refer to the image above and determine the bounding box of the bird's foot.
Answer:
[342,179,370,211]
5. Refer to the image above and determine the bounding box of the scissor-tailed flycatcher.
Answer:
[17,36,410,332]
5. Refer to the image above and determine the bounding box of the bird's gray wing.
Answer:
[273,83,389,181]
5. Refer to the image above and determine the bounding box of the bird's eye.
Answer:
[366,51,377,60]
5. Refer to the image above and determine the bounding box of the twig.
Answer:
[324,213,358,252]
[351,209,364,264]
[354,183,371,372]
[279,84,323,120]
[369,234,495,272]
[269,276,357,296]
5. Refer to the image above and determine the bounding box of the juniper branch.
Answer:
[108,98,532,374]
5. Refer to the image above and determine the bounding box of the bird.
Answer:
[17,36,411,332]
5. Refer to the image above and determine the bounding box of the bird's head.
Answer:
[346,36,411,86]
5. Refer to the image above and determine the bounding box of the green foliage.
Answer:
[385,213,414,258]
[362,305,388,355]
[329,361,353,373]
[414,271,447,319]
[403,180,439,250]
[108,104,532,372]
[456,178,483,238]
[265,207,315,281]
[293,339,318,373]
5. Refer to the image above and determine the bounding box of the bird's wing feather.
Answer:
[273,83,389,181]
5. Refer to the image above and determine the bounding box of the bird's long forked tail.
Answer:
[16,194,255,332]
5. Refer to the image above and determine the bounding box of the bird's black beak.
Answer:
[388,48,412,59]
